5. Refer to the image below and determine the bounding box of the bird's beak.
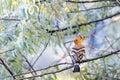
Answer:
[64,36,88,44]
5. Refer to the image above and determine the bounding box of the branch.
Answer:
[0,58,16,79]
[0,18,20,21]
[35,0,47,3]
[117,0,120,4]
[1,50,120,79]
[32,35,51,66]
[13,62,71,77]
[47,12,120,34]
[17,50,120,79]
[20,52,37,76]
[70,5,117,13]
[18,66,73,80]
[66,0,114,3]
[0,63,71,79]
[81,50,120,63]
[0,49,15,54]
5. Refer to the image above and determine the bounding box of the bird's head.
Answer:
[73,36,86,46]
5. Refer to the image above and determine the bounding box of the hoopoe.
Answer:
[71,36,86,72]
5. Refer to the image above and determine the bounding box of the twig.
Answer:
[104,36,120,65]
[116,0,120,4]
[32,35,51,66]
[47,12,120,34]
[0,49,37,78]
[55,22,73,62]
[0,49,15,54]
[39,62,71,71]
[0,18,20,21]
[18,66,73,80]
[66,0,114,3]
[20,52,37,76]
[1,62,71,79]
[102,55,107,75]
[70,5,117,13]
[81,50,120,63]
[0,58,16,79]
[104,36,115,50]
[35,0,47,3]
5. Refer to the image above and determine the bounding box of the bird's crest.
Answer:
[73,36,86,47]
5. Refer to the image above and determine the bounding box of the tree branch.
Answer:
[32,35,51,66]
[47,12,120,34]
[15,63,71,77]
[16,50,120,79]
[0,58,16,79]
[1,49,120,79]
[18,66,73,80]
[0,49,15,54]
[66,0,114,3]
[0,18,20,21]
[20,52,38,76]
[70,5,117,13]
[81,50,120,63]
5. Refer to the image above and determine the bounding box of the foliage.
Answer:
[0,0,120,80]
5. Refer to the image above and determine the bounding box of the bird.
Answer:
[71,36,86,72]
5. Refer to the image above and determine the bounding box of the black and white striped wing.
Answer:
[72,46,85,63]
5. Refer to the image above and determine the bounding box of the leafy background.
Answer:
[0,0,120,80]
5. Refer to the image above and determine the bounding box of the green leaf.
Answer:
[55,66,59,70]
[9,59,16,62]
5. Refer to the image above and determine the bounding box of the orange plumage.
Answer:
[73,36,86,47]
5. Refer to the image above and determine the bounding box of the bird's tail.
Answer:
[73,63,80,72]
